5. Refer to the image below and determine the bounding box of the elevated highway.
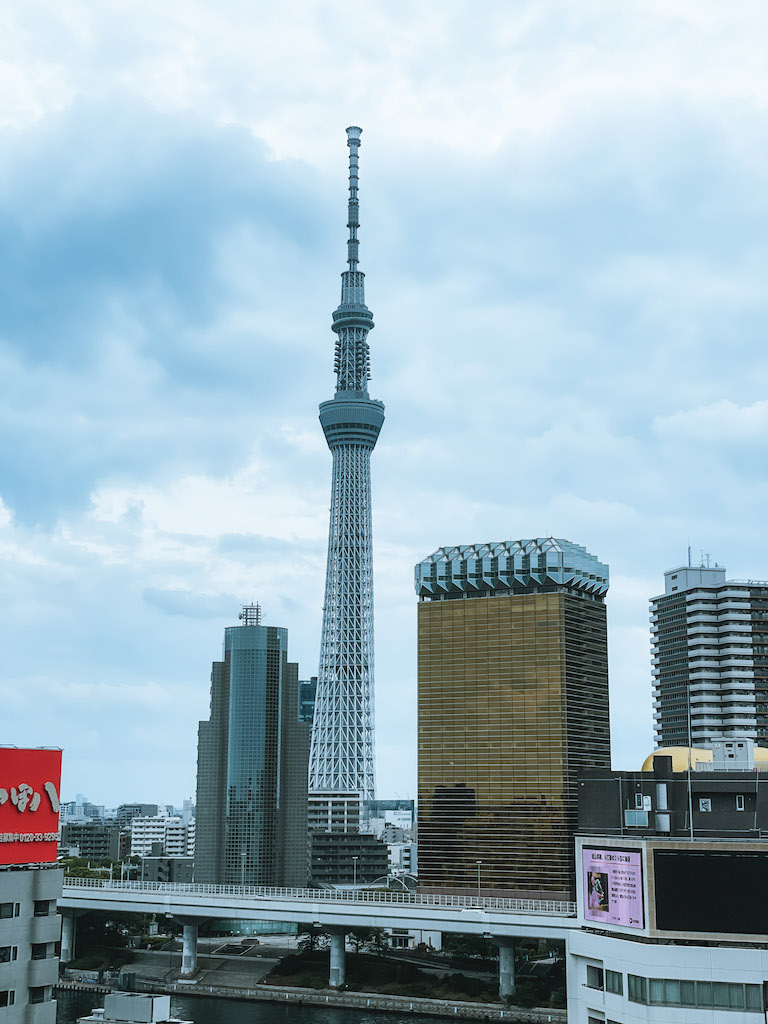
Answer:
[60,878,579,992]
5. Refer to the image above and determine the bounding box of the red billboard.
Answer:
[0,748,62,865]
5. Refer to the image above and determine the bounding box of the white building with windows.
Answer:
[567,834,768,1023]
[130,815,192,858]
[651,563,768,748]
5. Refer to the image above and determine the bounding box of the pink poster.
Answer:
[583,847,644,929]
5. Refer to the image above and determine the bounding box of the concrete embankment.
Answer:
[130,976,566,1023]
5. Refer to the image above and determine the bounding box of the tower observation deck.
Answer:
[309,127,384,802]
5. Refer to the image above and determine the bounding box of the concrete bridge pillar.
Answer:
[498,939,515,999]
[328,928,346,988]
[180,921,199,977]
[60,910,76,963]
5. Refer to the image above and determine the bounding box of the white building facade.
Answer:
[567,835,768,1023]
[651,564,768,747]
[130,815,192,858]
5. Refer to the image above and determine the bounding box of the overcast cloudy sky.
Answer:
[2,1,768,806]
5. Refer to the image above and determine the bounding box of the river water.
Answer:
[55,990,446,1024]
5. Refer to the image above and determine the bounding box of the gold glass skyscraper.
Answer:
[415,538,610,901]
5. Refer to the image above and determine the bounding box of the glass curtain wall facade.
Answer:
[416,538,611,900]
[195,609,310,886]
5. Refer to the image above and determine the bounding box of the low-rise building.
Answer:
[130,816,191,858]
[113,804,159,831]
[569,750,768,1022]
[140,848,194,884]
[60,822,121,861]
[308,791,361,834]
[310,832,388,887]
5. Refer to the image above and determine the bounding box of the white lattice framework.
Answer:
[309,127,384,802]
[311,445,375,796]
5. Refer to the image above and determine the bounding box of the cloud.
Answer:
[654,399,768,443]
[2,2,768,803]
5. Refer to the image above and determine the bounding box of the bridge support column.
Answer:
[329,929,346,988]
[498,940,515,999]
[181,921,198,977]
[60,910,76,963]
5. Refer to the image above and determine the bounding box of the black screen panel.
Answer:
[654,850,768,934]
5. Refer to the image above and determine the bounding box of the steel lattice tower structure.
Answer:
[308,127,384,802]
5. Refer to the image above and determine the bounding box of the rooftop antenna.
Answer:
[687,544,692,567]
[239,603,261,626]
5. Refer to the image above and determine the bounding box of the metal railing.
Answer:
[62,876,576,917]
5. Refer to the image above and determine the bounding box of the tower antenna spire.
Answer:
[346,126,362,271]
[331,126,374,393]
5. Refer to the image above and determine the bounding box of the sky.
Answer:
[2,1,768,806]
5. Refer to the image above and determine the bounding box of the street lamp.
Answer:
[476,860,482,898]
[352,856,359,888]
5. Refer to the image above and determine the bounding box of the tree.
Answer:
[368,928,390,955]
[348,928,374,953]
[297,926,328,952]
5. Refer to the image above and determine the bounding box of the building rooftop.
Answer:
[414,537,608,599]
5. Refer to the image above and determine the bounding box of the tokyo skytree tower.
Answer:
[308,127,384,802]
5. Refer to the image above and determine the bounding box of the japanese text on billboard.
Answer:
[583,846,644,929]
[0,748,62,866]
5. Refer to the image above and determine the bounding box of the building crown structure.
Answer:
[308,127,384,803]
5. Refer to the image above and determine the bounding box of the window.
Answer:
[649,978,664,1004]
[0,992,14,1008]
[33,901,51,917]
[0,904,18,920]
[30,944,48,961]
[634,792,644,809]
[28,987,49,1004]
[699,798,712,812]
[626,975,762,1012]
[628,974,647,1003]
[606,970,623,995]
[0,948,15,964]
[736,794,746,811]
[586,965,604,990]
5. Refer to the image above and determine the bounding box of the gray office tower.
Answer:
[652,563,768,747]
[195,604,310,886]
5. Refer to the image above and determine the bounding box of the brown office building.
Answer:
[415,538,610,901]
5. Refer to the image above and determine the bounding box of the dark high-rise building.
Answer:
[651,563,768,747]
[195,604,310,886]
[298,676,317,723]
[415,538,611,901]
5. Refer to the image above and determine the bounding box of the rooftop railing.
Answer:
[62,876,576,917]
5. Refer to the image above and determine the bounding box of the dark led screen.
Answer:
[654,850,768,934]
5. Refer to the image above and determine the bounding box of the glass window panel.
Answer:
[713,982,729,1008]
[606,970,623,995]
[628,975,647,1003]
[664,979,681,1004]
[649,979,664,1004]
[746,985,763,1011]
[729,984,746,1009]
[680,980,696,1005]
[696,981,712,1007]
[586,965,604,990]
